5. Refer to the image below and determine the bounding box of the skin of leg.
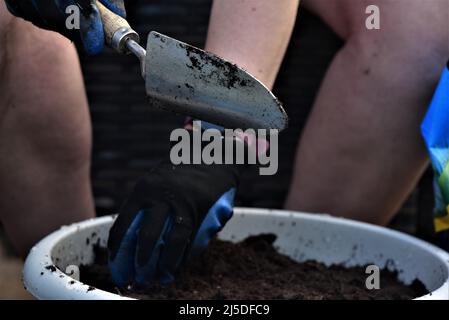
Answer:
[0,3,95,256]
[205,0,299,89]
[285,0,449,225]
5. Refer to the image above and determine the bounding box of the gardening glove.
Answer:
[5,0,126,55]
[107,137,242,288]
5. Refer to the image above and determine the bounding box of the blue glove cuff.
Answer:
[80,7,105,55]
[109,210,175,287]
[191,188,236,255]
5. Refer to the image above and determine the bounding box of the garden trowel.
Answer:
[97,2,288,131]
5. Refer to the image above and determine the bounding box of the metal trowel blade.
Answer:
[145,32,288,131]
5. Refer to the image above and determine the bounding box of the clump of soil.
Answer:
[80,235,427,300]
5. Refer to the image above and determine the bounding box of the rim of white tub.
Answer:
[23,208,449,300]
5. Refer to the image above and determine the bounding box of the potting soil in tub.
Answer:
[80,235,427,300]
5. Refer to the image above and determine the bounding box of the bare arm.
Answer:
[205,0,300,89]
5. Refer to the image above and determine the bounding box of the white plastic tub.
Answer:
[23,208,449,300]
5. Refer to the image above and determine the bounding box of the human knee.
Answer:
[0,2,15,74]
[345,2,448,74]
[3,80,91,172]
[2,20,90,171]
[13,104,92,172]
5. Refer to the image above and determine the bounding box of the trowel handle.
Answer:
[96,1,140,54]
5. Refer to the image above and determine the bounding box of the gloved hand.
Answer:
[5,0,126,55]
[107,157,241,288]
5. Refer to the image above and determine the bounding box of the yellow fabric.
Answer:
[434,206,449,232]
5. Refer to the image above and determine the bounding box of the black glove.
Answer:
[5,0,126,54]
[107,159,241,288]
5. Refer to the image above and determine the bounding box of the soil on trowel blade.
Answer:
[80,235,428,300]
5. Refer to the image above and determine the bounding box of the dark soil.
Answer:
[80,235,428,300]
